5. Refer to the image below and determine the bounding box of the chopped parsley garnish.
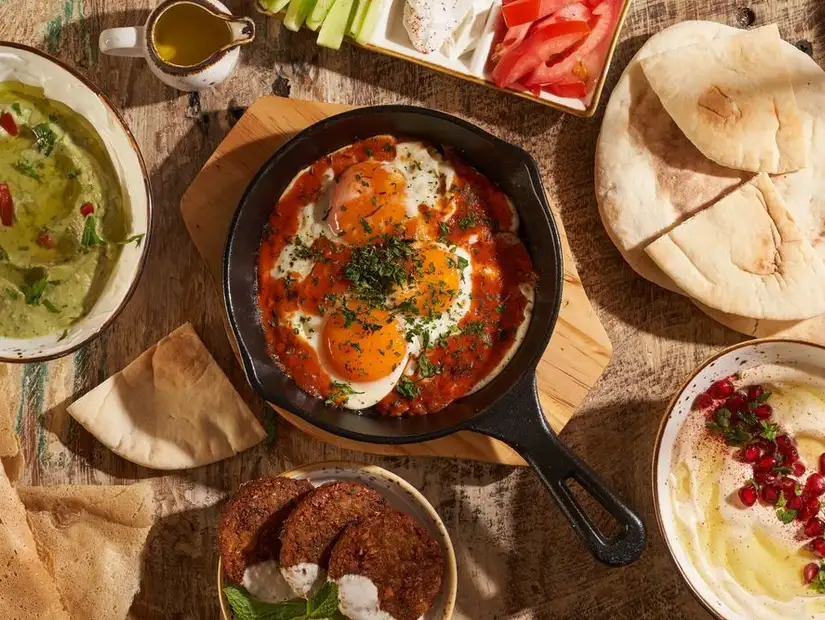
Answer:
[343,236,419,307]
[418,354,441,379]
[437,221,450,241]
[67,169,80,180]
[359,218,373,234]
[457,213,477,230]
[31,123,57,156]
[42,299,59,313]
[325,381,363,407]
[13,160,41,181]
[396,376,420,399]
[11,103,21,116]
[461,321,485,335]
[57,328,69,341]
[21,276,48,305]
[122,233,145,248]
[4,287,18,300]
[456,255,469,271]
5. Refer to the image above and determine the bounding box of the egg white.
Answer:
[393,141,456,219]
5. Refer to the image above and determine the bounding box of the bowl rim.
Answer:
[651,337,825,620]
[0,41,153,363]
[216,460,458,620]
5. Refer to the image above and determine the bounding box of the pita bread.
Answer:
[646,173,825,321]
[640,25,806,174]
[0,467,70,620]
[68,323,266,470]
[0,364,21,465]
[596,21,750,293]
[18,483,154,620]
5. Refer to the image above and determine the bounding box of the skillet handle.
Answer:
[465,375,646,566]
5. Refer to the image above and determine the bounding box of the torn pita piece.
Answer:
[641,24,806,174]
[0,465,70,619]
[646,173,825,321]
[68,322,266,470]
[17,483,154,620]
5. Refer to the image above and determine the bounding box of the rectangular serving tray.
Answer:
[263,0,633,117]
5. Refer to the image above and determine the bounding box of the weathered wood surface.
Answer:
[1,0,823,618]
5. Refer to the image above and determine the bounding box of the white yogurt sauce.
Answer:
[281,562,325,598]
[336,575,398,620]
[670,364,825,619]
[403,0,493,56]
[242,560,296,603]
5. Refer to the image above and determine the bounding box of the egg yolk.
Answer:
[322,308,407,382]
[395,245,461,314]
[327,161,408,245]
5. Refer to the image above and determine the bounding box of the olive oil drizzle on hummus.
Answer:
[0,83,136,339]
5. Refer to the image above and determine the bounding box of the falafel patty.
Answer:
[219,477,313,583]
[279,481,387,571]
[329,510,444,620]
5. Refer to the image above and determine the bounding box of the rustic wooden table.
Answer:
[1,0,823,618]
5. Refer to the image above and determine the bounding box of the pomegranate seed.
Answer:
[800,498,822,521]
[806,518,825,538]
[776,435,793,451]
[747,385,765,401]
[788,496,803,511]
[806,474,825,497]
[36,233,53,249]
[80,202,94,216]
[742,445,761,463]
[757,455,777,472]
[820,453,825,475]
[804,562,821,584]
[793,462,806,477]
[761,485,780,505]
[754,470,778,486]
[727,394,748,413]
[756,439,777,455]
[709,379,735,399]
[780,476,798,493]
[785,446,800,464]
[738,485,758,507]
[754,404,773,419]
[811,538,825,558]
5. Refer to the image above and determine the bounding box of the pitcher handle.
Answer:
[227,17,256,46]
[99,27,145,58]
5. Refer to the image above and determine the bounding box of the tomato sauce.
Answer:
[258,136,537,416]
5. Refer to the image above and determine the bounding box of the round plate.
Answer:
[217,460,457,620]
[653,338,825,619]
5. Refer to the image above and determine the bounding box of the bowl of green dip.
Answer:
[0,43,151,361]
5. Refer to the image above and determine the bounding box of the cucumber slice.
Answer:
[355,0,383,44]
[317,0,356,50]
[283,0,315,31]
[306,0,335,31]
[257,0,290,14]
[348,0,368,38]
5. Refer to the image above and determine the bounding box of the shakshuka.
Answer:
[257,135,537,416]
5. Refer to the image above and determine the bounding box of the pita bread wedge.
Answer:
[646,173,825,321]
[18,483,154,620]
[0,467,70,620]
[640,24,806,174]
[0,364,21,471]
[68,323,266,470]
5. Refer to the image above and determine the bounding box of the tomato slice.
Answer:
[502,0,541,26]
[524,0,614,86]
[534,1,591,27]
[546,80,587,98]
[492,20,590,88]
[0,183,13,227]
[492,23,532,63]
[503,0,581,26]
[0,112,17,137]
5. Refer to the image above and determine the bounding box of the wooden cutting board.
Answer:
[179,96,612,465]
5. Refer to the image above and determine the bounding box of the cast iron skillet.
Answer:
[223,105,645,566]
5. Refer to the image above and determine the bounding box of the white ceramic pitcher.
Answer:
[99,0,255,91]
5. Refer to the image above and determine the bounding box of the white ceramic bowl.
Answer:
[653,338,825,619]
[0,42,151,362]
[218,460,457,620]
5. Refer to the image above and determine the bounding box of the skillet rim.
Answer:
[223,104,563,444]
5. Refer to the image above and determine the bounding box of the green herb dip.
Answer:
[0,82,128,339]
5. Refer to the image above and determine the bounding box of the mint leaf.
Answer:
[13,160,41,181]
[760,421,779,441]
[715,408,731,428]
[223,585,305,620]
[757,391,772,402]
[306,582,341,618]
[777,508,797,524]
[81,215,106,249]
[812,565,825,594]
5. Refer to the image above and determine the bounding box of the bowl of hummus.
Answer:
[0,43,151,361]
[654,339,825,619]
